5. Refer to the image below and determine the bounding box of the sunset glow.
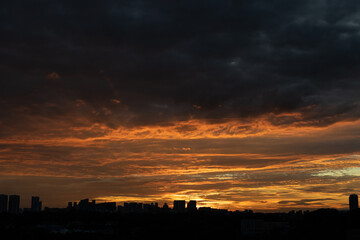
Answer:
[1,0,360,212]
[1,117,360,211]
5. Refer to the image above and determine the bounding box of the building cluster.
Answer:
[120,202,160,213]
[66,199,198,213]
[118,200,197,213]
[0,194,202,214]
[0,194,42,213]
[67,199,116,213]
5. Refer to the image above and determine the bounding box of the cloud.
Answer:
[1,0,360,133]
[278,198,335,206]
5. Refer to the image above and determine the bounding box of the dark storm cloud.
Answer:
[2,0,360,132]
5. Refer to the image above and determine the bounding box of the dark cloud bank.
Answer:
[1,0,360,133]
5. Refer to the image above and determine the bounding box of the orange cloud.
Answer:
[2,116,360,210]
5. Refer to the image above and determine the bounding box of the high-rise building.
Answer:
[187,200,197,211]
[0,194,8,213]
[31,196,42,212]
[79,198,90,210]
[8,195,20,214]
[349,194,359,211]
[173,200,186,212]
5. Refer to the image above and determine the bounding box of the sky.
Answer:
[1,0,360,211]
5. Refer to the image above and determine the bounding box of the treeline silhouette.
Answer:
[1,208,360,240]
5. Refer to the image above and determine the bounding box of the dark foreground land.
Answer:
[1,209,360,240]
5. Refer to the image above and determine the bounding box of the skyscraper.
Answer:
[31,196,42,212]
[8,195,20,214]
[0,195,8,213]
[187,200,197,211]
[349,194,359,211]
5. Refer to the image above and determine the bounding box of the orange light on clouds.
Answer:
[1,115,360,210]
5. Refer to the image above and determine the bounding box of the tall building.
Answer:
[8,195,20,214]
[349,194,359,211]
[187,200,197,211]
[31,196,42,212]
[79,198,91,211]
[0,195,8,213]
[173,200,186,212]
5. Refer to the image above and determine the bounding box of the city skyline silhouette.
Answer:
[1,193,360,240]
[0,193,359,214]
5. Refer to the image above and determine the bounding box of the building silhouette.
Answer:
[8,195,20,214]
[0,194,8,213]
[187,200,197,211]
[65,198,117,212]
[173,200,186,212]
[31,196,42,212]
[143,202,158,213]
[349,194,359,211]
[78,198,94,211]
